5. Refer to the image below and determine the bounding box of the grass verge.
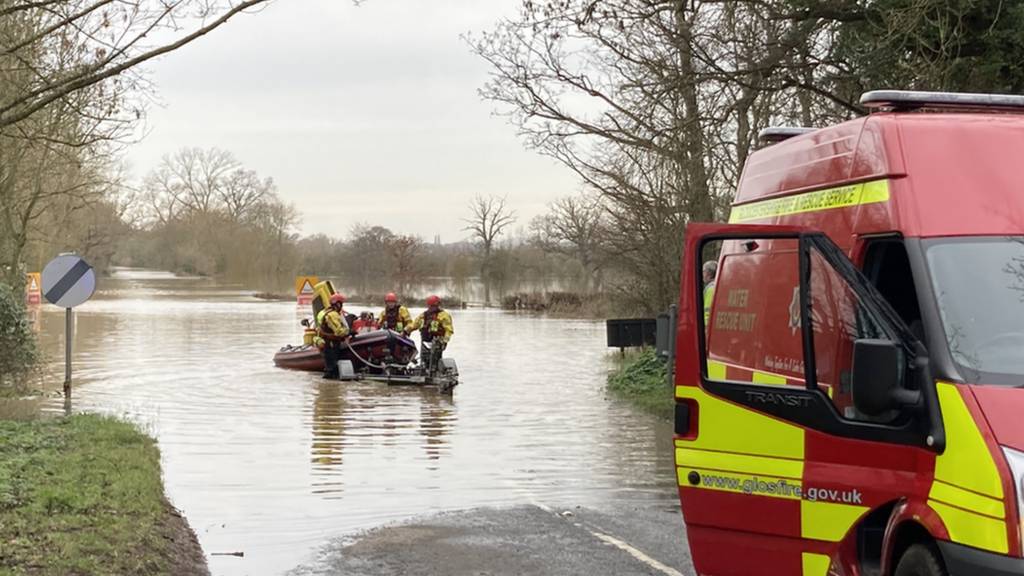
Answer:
[606,348,673,420]
[0,414,208,576]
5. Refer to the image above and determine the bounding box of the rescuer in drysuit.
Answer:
[318,294,351,379]
[405,295,454,374]
[377,292,413,332]
[702,261,717,326]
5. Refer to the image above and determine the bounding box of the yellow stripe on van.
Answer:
[675,385,805,460]
[752,371,788,385]
[932,383,1003,499]
[929,382,1008,554]
[676,447,803,479]
[929,480,1005,520]
[728,179,890,223]
[707,359,727,380]
[931,501,1008,554]
[801,553,831,576]
[801,500,867,542]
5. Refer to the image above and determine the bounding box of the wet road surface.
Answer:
[15,269,686,575]
[289,505,694,576]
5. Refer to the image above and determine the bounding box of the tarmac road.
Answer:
[289,503,696,576]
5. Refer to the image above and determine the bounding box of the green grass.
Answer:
[607,348,673,419]
[0,415,176,575]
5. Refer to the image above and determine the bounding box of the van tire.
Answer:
[894,543,947,576]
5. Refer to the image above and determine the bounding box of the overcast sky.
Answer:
[126,0,580,243]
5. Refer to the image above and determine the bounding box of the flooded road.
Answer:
[24,269,678,575]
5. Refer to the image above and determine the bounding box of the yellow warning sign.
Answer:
[295,276,319,296]
[25,272,41,305]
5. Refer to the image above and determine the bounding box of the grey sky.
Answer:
[127,0,580,242]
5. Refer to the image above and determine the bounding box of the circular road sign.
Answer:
[41,254,96,308]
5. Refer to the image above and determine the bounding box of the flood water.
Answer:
[21,269,676,576]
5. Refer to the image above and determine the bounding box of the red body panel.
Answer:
[973,386,1024,453]
[736,112,1024,239]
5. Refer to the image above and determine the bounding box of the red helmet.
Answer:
[385,292,398,303]
[426,295,441,307]
[329,294,345,306]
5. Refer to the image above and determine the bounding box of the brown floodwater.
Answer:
[21,269,676,575]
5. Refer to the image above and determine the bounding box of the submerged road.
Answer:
[290,504,695,576]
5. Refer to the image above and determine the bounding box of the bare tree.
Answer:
[141,147,278,224]
[471,0,845,310]
[463,194,516,305]
[531,195,605,293]
[348,224,395,296]
[222,169,274,222]
[143,147,239,218]
[386,235,423,296]
[0,97,119,286]
[0,0,273,131]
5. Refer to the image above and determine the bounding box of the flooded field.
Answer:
[22,269,676,576]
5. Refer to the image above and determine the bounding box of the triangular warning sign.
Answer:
[300,280,314,294]
[28,277,38,291]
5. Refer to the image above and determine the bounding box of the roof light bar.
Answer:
[861,90,1024,110]
[758,127,816,144]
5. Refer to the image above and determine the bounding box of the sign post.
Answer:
[41,254,97,402]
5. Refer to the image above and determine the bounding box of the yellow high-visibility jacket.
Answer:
[377,306,413,332]
[408,309,454,343]
[319,308,350,340]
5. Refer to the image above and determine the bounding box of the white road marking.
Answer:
[530,502,685,576]
[588,529,686,576]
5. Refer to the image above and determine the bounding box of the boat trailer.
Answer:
[334,357,460,394]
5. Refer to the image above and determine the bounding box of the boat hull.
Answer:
[273,329,418,373]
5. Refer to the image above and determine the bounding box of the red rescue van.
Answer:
[674,91,1024,576]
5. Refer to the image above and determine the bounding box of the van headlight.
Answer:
[1002,446,1024,548]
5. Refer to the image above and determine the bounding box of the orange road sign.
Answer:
[25,272,41,305]
[295,276,319,295]
[295,276,319,304]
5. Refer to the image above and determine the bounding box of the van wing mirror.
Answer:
[851,339,920,416]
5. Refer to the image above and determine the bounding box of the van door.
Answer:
[674,223,942,576]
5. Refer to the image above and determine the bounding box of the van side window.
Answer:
[705,238,806,388]
[703,236,903,423]
[862,239,923,339]
[809,246,898,423]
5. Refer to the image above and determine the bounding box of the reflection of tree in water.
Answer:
[419,393,454,466]
[311,382,346,471]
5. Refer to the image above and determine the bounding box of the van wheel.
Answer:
[894,544,947,576]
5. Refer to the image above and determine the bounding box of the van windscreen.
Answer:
[926,237,1024,385]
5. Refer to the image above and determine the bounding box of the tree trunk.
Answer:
[675,2,714,223]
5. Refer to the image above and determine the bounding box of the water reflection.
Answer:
[307,382,457,495]
[310,381,345,469]
[23,269,675,576]
[420,393,454,464]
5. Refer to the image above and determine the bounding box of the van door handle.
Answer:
[675,399,698,438]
